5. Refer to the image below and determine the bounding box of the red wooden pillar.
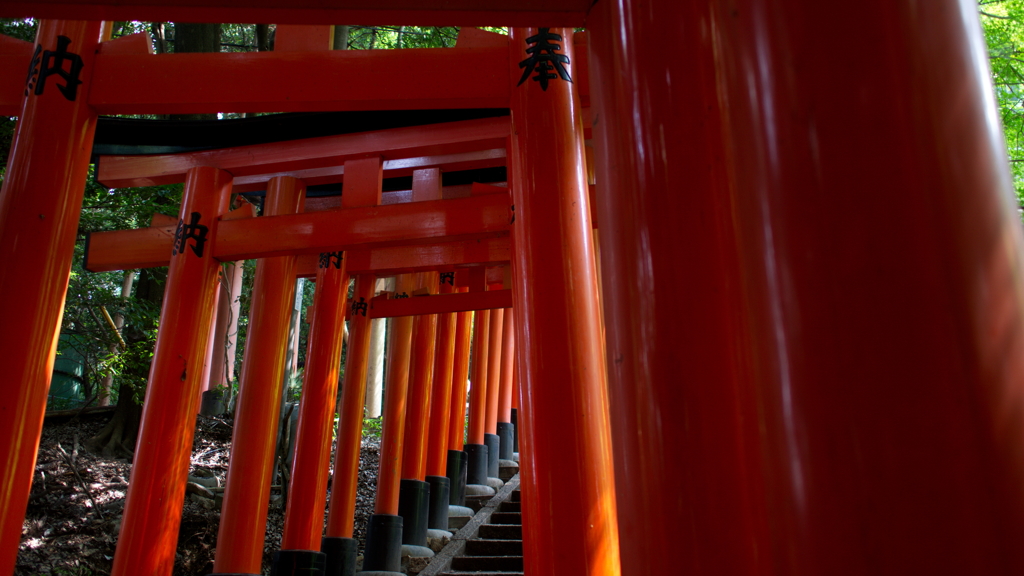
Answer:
[426,274,458,479]
[0,21,106,574]
[364,272,417,572]
[323,274,376,572]
[110,167,233,576]
[465,308,491,486]
[214,176,305,575]
[586,2,772,575]
[710,0,1024,573]
[399,272,440,546]
[483,305,504,477]
[495,309,515,460]
[446,292,474,504]
[508,26,621,576]
[277,250,349,569]
[399,169,446,542]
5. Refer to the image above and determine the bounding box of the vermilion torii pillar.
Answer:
[508,27,621,576]
[483,304,504,478]
[587,2,771,575]
[323,274,377,576]
[464,308,491,487]
[364,273,417,572]
[446,291,474,506]
[425,273,459,524]
[111,167,234,576]
[0,20,106,575]
[715,0,1024,574]
[214,176,306,575]
[276,250,349,574]
[495,308,515,460]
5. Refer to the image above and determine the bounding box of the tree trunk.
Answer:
[171,23,221,122]
[87,268,164,458]
[256,24,271,52]
[333,25,349,50]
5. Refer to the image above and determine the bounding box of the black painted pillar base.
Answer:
[362,514,403,573]
[425,475,451,530]
[464,443,489,485]
[496,422,514,460]
[484,433,500,478]
[510,408,519,453]
[321,536,357,576]
[269,549,326,576]
[397,478,430,546]
[446,449,467,506]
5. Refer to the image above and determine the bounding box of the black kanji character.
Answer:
[394,292,410,299]
[172,212,209,258]
[351,297,368,317]
[319,251,343,269]
[25,36,84,101]
[440,272,455,286]
[517,28,572,91]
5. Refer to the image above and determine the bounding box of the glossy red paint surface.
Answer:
[448,292,473,452]
[111,167,233,576]
[711,0,1024,573]
[0,20,105,576]
[402,274,440,481]
[374,273,417,516]
[426,279,458,477]
[215,194,509,261]
[214,177,305,574]
[0,1,591,27]
[508,27,620,576]
[326,275,377,538]
[587,2,772,575]
[484,307,504,434]
[466,309,490,445]
[281,254,350,550]
[496,309,514,423]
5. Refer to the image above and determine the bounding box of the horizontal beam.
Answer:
[367,288,513,319]
[231,148,506,194]
[97,116,508,188]
[85,193,509,270]
[89,46,508,115]
[217,193,509,260]
[0,2,590,27]
[297,236,510,277]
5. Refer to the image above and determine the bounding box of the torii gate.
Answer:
[5,3,1024,576]
[84,113,520,574]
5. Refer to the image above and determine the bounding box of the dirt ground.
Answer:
[15,412,380,576]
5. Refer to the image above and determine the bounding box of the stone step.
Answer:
[498,500,521,513]
[489,512,522,524]
[451,555,524,572]
[478,523,522,540]
[510,490,521,503]
[465,539,524,556]
[448,515,471,531]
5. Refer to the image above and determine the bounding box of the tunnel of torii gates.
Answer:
[4,1,1024,576]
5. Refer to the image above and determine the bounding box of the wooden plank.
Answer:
[97,116,509,188]
[367,288,513,319]
[295,236,510,277]
[84,193,510,271]
[87,47,509,115]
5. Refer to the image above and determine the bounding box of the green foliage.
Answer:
[363,417,383,438]
[981,0,1024,205]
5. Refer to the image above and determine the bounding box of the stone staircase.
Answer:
[421,475,523,576]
